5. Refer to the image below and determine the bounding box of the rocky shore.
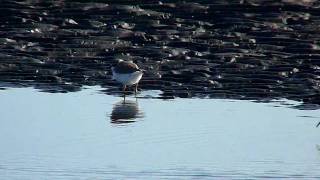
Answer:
[1,0,320,108]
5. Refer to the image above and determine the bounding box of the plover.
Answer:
[111,60,143,95]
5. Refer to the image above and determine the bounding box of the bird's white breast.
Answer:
[112,70,143,85]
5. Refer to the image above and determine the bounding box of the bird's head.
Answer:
[111,59,123,66]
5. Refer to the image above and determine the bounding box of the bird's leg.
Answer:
[123,85,126,102]
[134,83,138,97]
[123,85,126,95]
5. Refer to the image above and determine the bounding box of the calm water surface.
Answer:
[0,87,320,179]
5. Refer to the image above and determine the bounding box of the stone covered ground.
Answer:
[1,0,320,108]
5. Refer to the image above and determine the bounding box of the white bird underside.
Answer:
[112,71,143,86]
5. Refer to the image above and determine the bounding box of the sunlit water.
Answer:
[0,87,320,179]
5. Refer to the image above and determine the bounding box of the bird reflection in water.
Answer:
[110,100,144,125]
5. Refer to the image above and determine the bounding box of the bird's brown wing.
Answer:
[114,61,140,73]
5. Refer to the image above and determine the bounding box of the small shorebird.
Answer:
[111,60,143,96]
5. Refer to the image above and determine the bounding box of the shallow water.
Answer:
[0,87,320,179]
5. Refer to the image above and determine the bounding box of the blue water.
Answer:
[0,87,320,179]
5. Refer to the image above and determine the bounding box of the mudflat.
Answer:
[1,0,320,108]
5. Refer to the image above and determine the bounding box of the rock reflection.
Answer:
[110,100,144,125]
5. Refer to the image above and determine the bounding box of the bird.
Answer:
[111,60,143,96]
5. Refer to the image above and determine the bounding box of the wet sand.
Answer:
[1,0,320,108]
